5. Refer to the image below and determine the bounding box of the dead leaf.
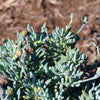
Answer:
[48,0,61,5]
[1,0,18,8]
[53,9,64,18]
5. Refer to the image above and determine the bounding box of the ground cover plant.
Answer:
[0,14,100,100]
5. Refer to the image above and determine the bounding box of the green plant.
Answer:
[0,14,99,100]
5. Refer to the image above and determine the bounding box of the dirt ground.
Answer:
[0,0,100,65]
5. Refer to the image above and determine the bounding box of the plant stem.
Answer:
[4,94,9,100]
[73,74,100,85]
[76,24,85,34]
[0,85,4,100]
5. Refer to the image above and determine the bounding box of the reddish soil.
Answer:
[0,0,100,64]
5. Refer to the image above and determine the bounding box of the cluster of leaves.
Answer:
[0,15,100,100]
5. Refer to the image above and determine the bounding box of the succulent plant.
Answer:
[0,14,99,100]
[79,83,100,100]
